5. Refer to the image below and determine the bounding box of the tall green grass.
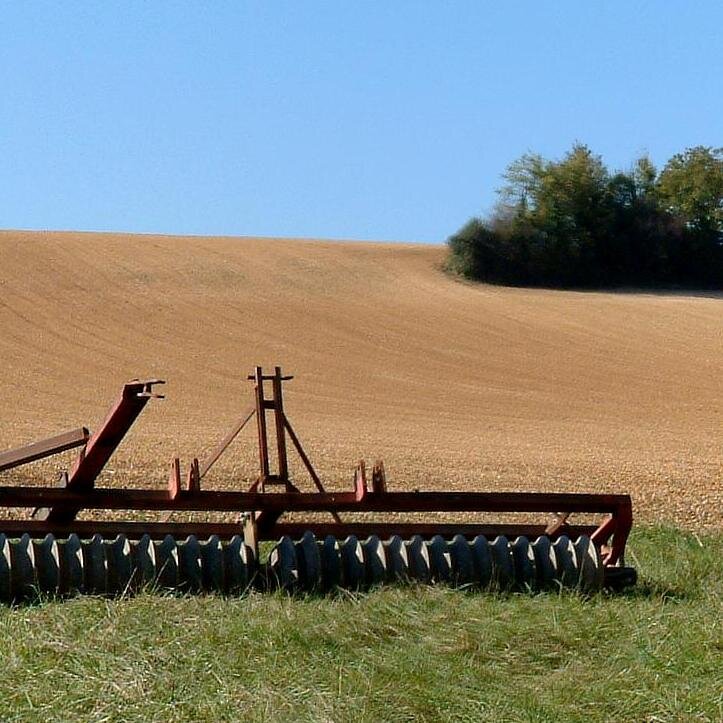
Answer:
[0,526,720,722]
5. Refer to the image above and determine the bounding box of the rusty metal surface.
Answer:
[198,407,255,479]
[0,486,632,513]
[0,428,89,471]
[39,380,164,524]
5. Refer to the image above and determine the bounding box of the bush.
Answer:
[447,144,723,288]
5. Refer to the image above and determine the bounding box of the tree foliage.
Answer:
[447,144,723,288]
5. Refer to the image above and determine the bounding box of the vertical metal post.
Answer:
[272,366,289,486]
[254,366,270,485]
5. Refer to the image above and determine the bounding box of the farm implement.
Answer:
[0,368,636,601]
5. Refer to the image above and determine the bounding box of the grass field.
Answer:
[0,527,720,722]
[0,231,721,721]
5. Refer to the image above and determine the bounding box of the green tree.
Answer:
[657,146,723,236]
[446,143,722,289]
[632,155,657,198]
[657,147,723,283]
[496,144,614,285]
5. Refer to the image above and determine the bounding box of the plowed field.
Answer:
[1,231,720,528]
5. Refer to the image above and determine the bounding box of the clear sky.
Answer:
[1,2,720,244]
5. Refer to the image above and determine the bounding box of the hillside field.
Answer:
[0,230,720,529]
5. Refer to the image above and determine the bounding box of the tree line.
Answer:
[447,145,722,288]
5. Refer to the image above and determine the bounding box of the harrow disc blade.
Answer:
[295,530,322,592]
[269,535,298,592]
[511,537,536,592]
[340,535,365,591]
[362,535,386,587]
[60,534,84,595]
[319,534,342,592]
[383,535,409,582]
[155,535,179,590]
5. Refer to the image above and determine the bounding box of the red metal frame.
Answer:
[0,428,90,472]
[0,368,634,573]
[31,379,165,524]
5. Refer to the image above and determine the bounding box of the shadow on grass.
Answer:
[0,577,699,609]
[614,579,692,603]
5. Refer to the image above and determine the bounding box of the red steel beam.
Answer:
[0,428,89,472]
[41,379,164,524]
[0,486,632,515]
[198,407,255,479]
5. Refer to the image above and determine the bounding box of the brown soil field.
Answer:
[1,230,721,530]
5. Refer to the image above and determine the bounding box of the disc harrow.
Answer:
[0,367,637,601]
[0,531,606,602]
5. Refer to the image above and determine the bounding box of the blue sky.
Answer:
[1,3,720,244]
